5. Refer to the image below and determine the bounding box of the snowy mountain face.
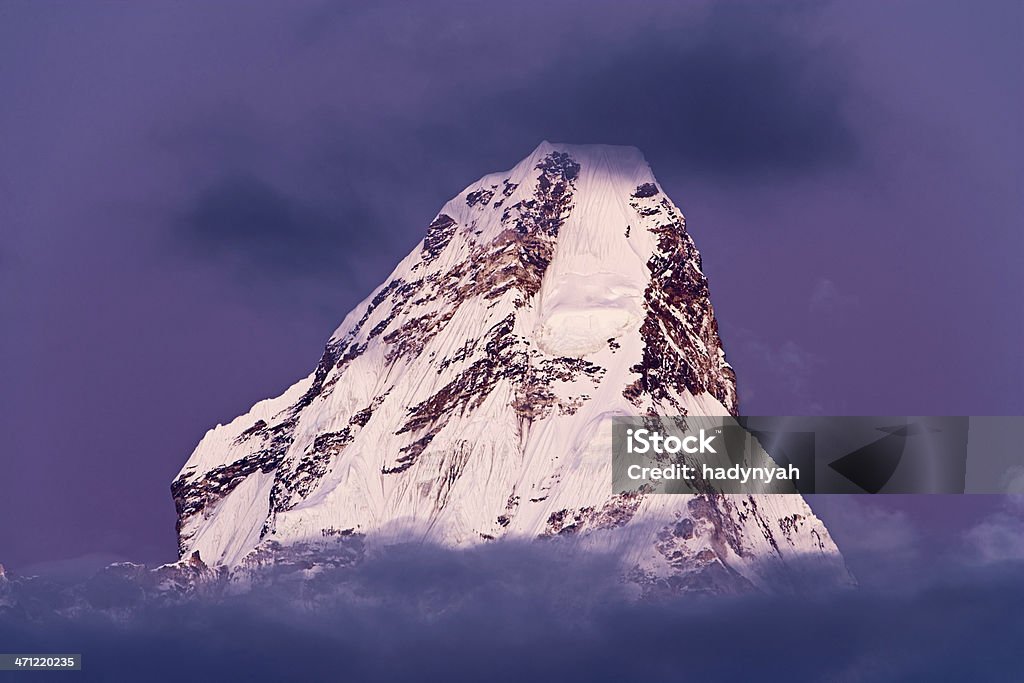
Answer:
[172,142,850,594]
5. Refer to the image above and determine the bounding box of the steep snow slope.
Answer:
[172,142,850,594]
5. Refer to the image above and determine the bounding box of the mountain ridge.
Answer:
[171,142,850,594]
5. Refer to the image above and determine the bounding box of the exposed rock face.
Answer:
[171,142,851,594]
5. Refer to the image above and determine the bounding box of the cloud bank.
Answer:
[2,537,1021,683]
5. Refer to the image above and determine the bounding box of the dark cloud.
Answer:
[423,3,858,179]
[165,2,857,281]
[1,541,1020,682]
[177,175,382,283]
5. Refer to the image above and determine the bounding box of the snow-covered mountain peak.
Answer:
[171,143,850,594]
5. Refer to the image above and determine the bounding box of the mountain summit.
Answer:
[172,142,849,594]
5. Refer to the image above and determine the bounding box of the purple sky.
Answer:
[1,1,1021,571]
